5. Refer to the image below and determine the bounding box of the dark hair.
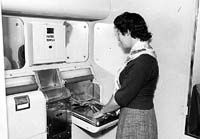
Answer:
[114,12,152,41]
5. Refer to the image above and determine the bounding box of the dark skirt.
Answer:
[116,107,158,139]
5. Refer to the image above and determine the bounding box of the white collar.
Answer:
[130,41,149,53]
[125,41,156,63]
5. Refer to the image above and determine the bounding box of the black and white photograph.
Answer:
[0,0,199,139]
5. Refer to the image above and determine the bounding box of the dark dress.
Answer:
[114,54,159,139]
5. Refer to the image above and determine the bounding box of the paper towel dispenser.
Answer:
[27,22,66,65]
[6,75,46,139]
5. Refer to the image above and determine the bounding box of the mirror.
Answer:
[2,16,25,70]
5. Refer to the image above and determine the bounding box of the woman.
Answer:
[94,12,159,139]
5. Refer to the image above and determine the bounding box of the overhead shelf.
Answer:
[2,0,111,20]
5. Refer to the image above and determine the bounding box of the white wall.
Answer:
[192,3,200,86]
[92,0,197,139]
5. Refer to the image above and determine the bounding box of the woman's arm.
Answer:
[93,94,120,118]
[94,56,155,118]
[102,94,120,113]
[115,58,154,107]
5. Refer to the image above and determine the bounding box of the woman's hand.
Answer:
[93,94,120,119]
[93,110,104,119]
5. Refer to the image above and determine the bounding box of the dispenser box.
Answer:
[7,90,47,139]
[28,23,66,65]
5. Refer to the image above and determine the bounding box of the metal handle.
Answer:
[14,95,30,111]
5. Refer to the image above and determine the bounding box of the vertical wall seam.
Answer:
[187,0,199,106]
